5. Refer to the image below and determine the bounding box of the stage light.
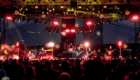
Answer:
[75,23,79,27]
[132,15,139,21]
[16,42,19,47]
[85,42,89,47]
[103,6,107,8]
[61,32,66,36]
[55,44,60,49]
[71,29,75,33]
[41,14,46,18]
[15,56,19,59]
[97,31,101,36]
[6,16,12,20]
[65,29,70,33]
[123,44,128,49]
[62,23,66,28]
[78,6,82,9]
[53,20,59,26]
[35,6,38,9]
[99,14,104,19]
[86,21,92,26]
[49,42,55,47]
[117,41,123,47]
[60,6,64,9]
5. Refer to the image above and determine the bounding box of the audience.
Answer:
[0,57,140,80]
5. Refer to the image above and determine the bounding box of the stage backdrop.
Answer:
[61,18,76,46]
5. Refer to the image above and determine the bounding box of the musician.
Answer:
[40,47,45,59]
[88,47,92,54]
[69,43,73,48]
[64,43,68,51]
[76,47,82,57]
[107,46,115,60]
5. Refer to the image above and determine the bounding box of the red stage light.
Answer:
[86,21,92,26]
[16,42,19,46]
[65,29,70,33]
[60,6,64,9]
[6,16,12,20]
[35,6,38,9]
[117,41,123,47]
[53,21,59,26]
[85,42,89,47]
[132,15,139,21]
[71,29,75,33]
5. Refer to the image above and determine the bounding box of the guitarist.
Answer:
[107,46,116,60]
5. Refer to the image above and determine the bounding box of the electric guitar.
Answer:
[76,51,83,56]
[107,49,116,56]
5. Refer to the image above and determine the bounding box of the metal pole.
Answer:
[135,22,137,43]
[120,47,121,56]
[86,46,87,56]
[52,47,53,56]
[18,47,19,59]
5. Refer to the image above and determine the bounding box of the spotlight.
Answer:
[86,19,93,27]
[53,20,59,26]
[60,6,64,9]
[132,15,139,21]
[35,6,38,9]
[85,42,89,47]
[71,29,75,33]
[78,6,82,9]
[6,16,12,20]
[65,29,70,33]
[16,42,19,47]
[117,40,123,47]
[61,32,66,36]
[86,20,92,26]
[96,31,101,36]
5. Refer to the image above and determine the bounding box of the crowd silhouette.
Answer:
[0,57,140,80]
